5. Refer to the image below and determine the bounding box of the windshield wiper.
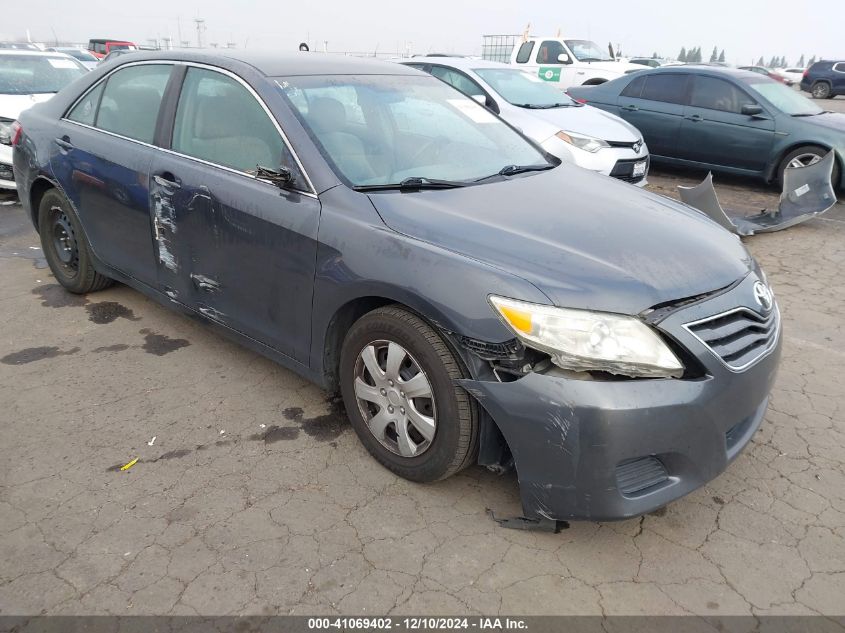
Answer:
[791,112,823,117]
[475,163,555,182]
[353,176,467,192]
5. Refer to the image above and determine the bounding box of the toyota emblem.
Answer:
[753,281,773,312]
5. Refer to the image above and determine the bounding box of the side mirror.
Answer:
[557,53,570,64]
[256,165,295,189]
[741,104,764,116]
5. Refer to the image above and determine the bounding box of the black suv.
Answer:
[800,60,845,99]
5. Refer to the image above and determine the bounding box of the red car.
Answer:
[87,39,137,59]
[738,65,792,85]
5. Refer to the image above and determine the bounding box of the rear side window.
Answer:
[67,82,105,125]
[515,42,534,64]
[430,67,486,99]
[689,76,755,113]
[834,63,845,73]
[620,75,647,98]
[639,74,688,104]
[96,64,172,143]
[171,67,286,175]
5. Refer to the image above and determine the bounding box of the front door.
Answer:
[52,62,174,286]
[149,65,320,362]
[677,75,774,172]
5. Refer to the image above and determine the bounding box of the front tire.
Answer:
[339,305,478,482]
[38,189,112,294]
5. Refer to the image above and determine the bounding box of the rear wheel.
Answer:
[339,305,477,482]
[38,189,112,294]
[811,81,832,99]
[777,145,840,189]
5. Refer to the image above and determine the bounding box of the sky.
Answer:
[3,0,843,66]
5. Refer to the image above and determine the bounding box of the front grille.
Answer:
[615,456,669,496]
[0,162,13,182]
[684,306,779,371]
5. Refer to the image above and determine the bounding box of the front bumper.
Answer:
[540,136,650,187]
[460,274,781,521]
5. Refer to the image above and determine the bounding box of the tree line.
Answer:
[675,48,816,68]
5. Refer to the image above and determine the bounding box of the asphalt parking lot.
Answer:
[1,160,844,616]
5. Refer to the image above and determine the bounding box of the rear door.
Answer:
[615,72,689,157]
[677,75,774,172]
[148,65,320,361]
[53,62,174,286]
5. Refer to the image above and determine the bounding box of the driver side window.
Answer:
[536,41,567,65]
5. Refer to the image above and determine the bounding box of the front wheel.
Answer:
[777,146,840,190]
[339,305,478,482]
[38,189,112,294]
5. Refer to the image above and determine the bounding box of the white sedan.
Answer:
[0,49,88,190]
[402,57,649,186]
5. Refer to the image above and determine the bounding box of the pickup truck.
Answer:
[482,35,645,90]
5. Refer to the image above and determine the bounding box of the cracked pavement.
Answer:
[1,171,844,617]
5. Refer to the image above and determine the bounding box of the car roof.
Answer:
[109,50,422,76]
[0,49,76,57]
[401,56,513,72]
[647,65,762,81]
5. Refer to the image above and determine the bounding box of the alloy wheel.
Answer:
[353,339,437,457]
[787,152,823,169]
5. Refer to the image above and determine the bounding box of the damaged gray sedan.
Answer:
[13,51,781,525]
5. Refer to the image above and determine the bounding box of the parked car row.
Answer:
[0,49,88,189]
[11,50,782,524]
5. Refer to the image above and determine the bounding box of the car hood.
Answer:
[520,103,641,143]
[797,111,845,133]
[368,166,753,315]
[0,93,54,120]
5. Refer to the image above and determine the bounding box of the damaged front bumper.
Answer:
[678,151,838,235]
[459,275,782,522]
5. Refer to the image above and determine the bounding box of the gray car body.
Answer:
[568,66,845,190]
[13,51,780,521]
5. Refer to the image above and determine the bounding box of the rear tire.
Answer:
[339,305,477,482]
[811,81,832,99]
[777,145,840,190]
[38,189,112,294]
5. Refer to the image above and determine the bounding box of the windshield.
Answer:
[277,74,550,187]
[474,68,577,107]
[564,40,614,62]
[0,55,87,95]
[745,79,823,116]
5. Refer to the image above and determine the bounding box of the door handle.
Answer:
[153,172,181,189]
[684,114,703,122]
[54,136,74,152]
[621,104,639,112]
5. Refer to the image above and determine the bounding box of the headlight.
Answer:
[0,120,13,146]
[555,130,609,153]
[489,296,684,378]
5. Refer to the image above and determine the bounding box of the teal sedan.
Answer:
[568,67,845,190]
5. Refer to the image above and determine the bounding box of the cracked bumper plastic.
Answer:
[460,285,782,522]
